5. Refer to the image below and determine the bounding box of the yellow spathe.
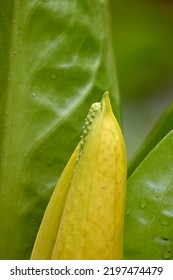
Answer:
[31,92,126,260]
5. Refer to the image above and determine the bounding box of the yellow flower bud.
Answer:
[31,92,126,260]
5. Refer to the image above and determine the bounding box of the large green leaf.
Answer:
[0,0,119,259]
[124,131,173,259]
[128,101,173,177]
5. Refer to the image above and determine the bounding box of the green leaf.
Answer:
[128,101,173,177]
[0,0,119,259]
[124,131,173,260]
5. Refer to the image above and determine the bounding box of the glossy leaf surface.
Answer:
[124,131,173,259]
[0,0,119,259]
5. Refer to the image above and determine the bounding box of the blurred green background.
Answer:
[110,0,173,161]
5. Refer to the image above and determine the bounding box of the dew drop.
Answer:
[32,92,36,97]
[140,199,147,209]
[162,236,169,242]
[1,162,5,170]
[80,139,85,147]
[79,101,101,156]
[162,248,172,259]
[152,187,160,198]
[51,74,57,79]
[83,129,88,135]
[126,208,131,215]
[88,115,93,123]
[159,214,170,226]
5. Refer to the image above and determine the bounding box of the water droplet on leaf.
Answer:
[152,187,161,198]
[162,236,169,242]
[126,208,131,215]
[162,248,172,259]
[140,199,147,209]
[159,214,170,226]
[51,74,57,79]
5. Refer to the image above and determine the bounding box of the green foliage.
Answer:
[0,0,119,259]
[0,0,173,260]
[124,131,173,260]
